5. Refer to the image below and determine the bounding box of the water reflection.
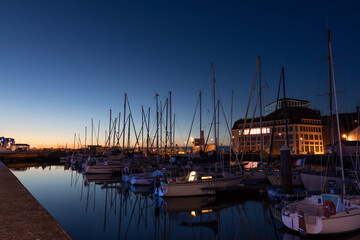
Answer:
[9,164,360,240]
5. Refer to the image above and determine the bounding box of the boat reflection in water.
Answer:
[153,195,282,240]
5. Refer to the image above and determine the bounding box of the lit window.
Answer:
[188,171,196,181]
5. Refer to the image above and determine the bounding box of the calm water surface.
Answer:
[10,165,360,240]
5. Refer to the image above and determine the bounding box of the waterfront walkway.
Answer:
[0,161,71,239]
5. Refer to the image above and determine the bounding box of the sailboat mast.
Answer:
[329,29,346,195]
[282,66,289,146]
[117,112,121,147]
[112,118,117,147]
[230,89,234,165]
[156,93,159,162]
[259,56,264,157]
[212,63,217,153]
[141,105,144,153]
[173,114,175,153]
[127,113,130,150]
[97,120,100,146]
[169,91,172,158]
[91,118,93,146]
[108,109,112,148]
[147,107,150,155]
[123,94,127,152]
[199,91,202,152]
[165,99,168,155]
[160,100,163,154]
[218,99,220,150]
[85,126,87,149]
[327,30,335,158]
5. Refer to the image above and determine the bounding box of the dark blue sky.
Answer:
[0,0,359,147]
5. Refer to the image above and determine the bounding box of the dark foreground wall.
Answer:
[0,161,71,239]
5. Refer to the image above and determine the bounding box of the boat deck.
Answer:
[290,199,323,216]
[0,161,71,239]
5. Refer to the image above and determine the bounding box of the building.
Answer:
[11,144,30,151]
[321,110,359,146]
[232,98,325,155]
[0,137,15,149]
[347,126,360,141]
[190,131,215,152]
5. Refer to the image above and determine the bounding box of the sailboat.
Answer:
[281,29,360,235]
[154,170,243,197]
[154,64,243,197]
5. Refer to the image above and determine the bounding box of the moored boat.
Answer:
[154,171,243,197]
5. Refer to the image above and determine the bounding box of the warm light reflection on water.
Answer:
[10,165,360,240]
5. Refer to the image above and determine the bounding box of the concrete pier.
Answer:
[0,162,71,239]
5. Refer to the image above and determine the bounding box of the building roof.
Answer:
[232,107,321,129]
[264,97,310,108]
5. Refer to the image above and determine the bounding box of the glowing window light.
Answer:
[201,176,213,180]
[241,127,270,135]
[188,171,196,181]
[201,209,213,213]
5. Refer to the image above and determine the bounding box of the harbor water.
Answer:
[10,165,360,240]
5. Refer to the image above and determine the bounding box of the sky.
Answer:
[0,0,359,148]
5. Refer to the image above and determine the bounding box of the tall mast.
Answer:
[117,112,121,147]
[127,113,130,150]
[160,100,163,155]
[165,99,168,155]
[329,29,346,195]
[108,109,112,148]
[97,120,100,146]
[199,91,202,152]
[217,99,220,149]
[91,118,93,146]
[85,126,87,149]
[142,105,144,153]
[173,114,175,153]
[112,118,117,147]
[156,93,159,162]
[147,107,150,155]
[357,101,359,166]
[230,89,234,163]
[259,56,264,158]
[282,66,289,146]
[212,63,217,153]
[327,30,335,158]
[169,91,172,158]
[74,133,76,149]
[123,94,127,152]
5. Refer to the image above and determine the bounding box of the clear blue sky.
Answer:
[0,0,359,148]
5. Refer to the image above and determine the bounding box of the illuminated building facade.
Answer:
[232,99,324,155]
[0,137,15,149]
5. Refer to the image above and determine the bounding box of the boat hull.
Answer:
[300,172,352,192]
[155,176,243,197]
[282,207,360,234]
[267,173,303,186]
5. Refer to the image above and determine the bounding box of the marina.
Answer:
[1,1,360,240]
[4,161,360,240]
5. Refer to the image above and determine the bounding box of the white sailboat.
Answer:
[154,170,243,197]
[300,171,353,192]
[281,29,360,235]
